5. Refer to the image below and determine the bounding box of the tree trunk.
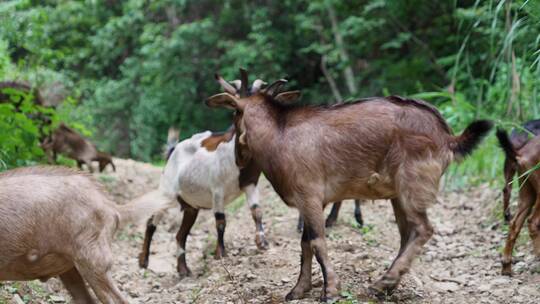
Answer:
[327,3,357,95]
[320,55,343,103]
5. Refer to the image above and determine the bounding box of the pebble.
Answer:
[518,286,540,297]
[514,261,527,272]
[10,295,25,304]
[490,277,510,285]
[434,282,460,292]
[491,288,514,298]
[478,284,492,292]
[49,296,65,303]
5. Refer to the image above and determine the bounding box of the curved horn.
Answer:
[263,79,288,97]
[239,68,249,97]
[229,80,242,91]
[214,73,237,95]
[250,79,267,93]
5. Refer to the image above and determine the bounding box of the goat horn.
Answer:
[230,80,242,91]
[239,131,247,145]
[239,68,249,97]
[214,73,238,95]
[264,79,288,97]
[251,79,267,93]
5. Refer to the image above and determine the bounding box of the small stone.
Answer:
[490,277,510,285]
[491,288,514,298]
[478,284,492,292]
[434,282,460,292]
[11,295,25,304]
[518,286,540,297]
[49,295,65,303]
[514,261,527,272]
[281,277,291,283]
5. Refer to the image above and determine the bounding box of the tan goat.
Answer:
[0,166,170,303]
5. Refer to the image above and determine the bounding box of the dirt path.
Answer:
[1,159,539,303]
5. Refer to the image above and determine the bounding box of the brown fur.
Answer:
[207,78,492,301]
[200,127,235,152]
[0,81,44,106]
[42,124,115,173]
[499,120,540,222]
[498,131,540,276]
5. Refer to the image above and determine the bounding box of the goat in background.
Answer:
[138,74,268,277]
[41,123,115,173]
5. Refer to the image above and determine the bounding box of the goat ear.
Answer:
[274,90,301,105]
[205,93,240,110]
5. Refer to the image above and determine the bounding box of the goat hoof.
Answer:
[138,254,149,269]
[214,249,227,259]
[285,284,311,301]
[256,237,269,250]
[504,212,512,223]
[501,262,513,276]
[369,277,397,298]
[355,216,364,227]
[325,218,337,228]
[285,290,304,301]
[320,287,340,302]
[177,268,192,279]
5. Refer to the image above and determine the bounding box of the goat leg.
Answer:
[244,184,268,250]
[285,221,313,301]
[528,197,540,257]
[138,216,157,268]
[75,251,128,304]
[502,159,516,223]
[59,268,95,304]
[176,204,199,278]
[502,185,535,276]
[214,212,227,259]
[213,191,227,259]
[288,204,339,302]
[296,214,304,233]
[370,200,432,296]
[354,199,364,227]
[325,201,341,228]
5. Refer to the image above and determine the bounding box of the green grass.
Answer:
[444,133,504,191]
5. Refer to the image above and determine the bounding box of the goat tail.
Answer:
[109,160,116,172]
[451,120,493,160]
[116,189,175,227]
[495,128,518,163]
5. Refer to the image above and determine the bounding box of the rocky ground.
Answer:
[1,158,539,304]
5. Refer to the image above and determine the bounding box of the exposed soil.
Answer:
[1,159,539,303]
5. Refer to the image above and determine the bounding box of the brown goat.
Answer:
[496,129,540,276]
[42,123,116,173]
[0,166,172,303]
[500,119,540,222]
[206,70,492,301]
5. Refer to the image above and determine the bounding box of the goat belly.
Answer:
[0,253,72,281]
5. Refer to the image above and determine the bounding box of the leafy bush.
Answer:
[0,87,56,170]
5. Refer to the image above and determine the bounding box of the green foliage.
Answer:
[0,0,539,186]
[0,87,52,170]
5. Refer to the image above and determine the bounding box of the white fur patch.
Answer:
[159,131,250,211]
